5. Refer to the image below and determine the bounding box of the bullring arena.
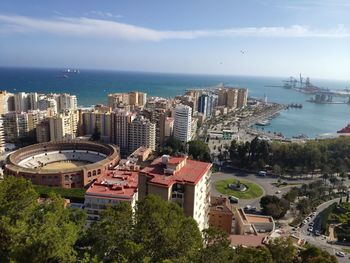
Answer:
[5,141,120,188]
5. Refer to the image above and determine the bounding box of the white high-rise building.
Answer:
[49,110,78,141]
[0,118,5,153]
[128,116,156,153]
[173,104,192,143]
[14,92,38,112]
[0,91,15,114]
[58,94,77,112]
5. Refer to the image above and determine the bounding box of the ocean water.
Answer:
[0,67,349,138]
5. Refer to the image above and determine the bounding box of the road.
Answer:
[211,169,312,209]
[298,198,350,263]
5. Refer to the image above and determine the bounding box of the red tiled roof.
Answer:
[141,156,212,187]
[86,169,138,200]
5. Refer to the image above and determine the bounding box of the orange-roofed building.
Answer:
[138,155,212,230]
[84,169,138,222]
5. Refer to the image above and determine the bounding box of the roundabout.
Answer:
[214,178,264,199]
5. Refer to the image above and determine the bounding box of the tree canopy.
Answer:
[229,136,350,174]
[187,140,211,162]
[260,195,290,219]
[0,176,86,263]
[0,176,339,263]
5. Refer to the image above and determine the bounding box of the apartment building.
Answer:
[139,155,212,230]
[0,90,15,114]
[111,109,135,154]
[58,93,77,112]
[218,87,248,109]
[36,120,50,143]
[49,110,78,141]
[173,104,192,143]
[84,168,139,222]
[0,118,5,153]
[108,91,147,109]
[82,110,113,143]
[128,116,156,153]
[3,110,46,142]
[14,92,38,112]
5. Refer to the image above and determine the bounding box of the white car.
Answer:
[308,227,313,232]
[335,251,345,257]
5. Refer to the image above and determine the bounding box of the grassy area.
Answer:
[215,178,264,199]
[33,185,86,203]
[343,248,350,253]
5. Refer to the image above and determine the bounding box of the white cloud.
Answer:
[84,11,123,19]
[0,14,348,41]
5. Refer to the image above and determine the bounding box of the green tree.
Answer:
[300,246,337,263]
[267,238,296,263]
[187,140,211,162]
[0,176,85,263]
[233,246,273,263]
[200,228,234,263]
[163,136,185,154]
[260,195,290,219]
[87,202,141,262]
[134,195,202,262]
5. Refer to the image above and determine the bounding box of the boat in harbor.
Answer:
[255,120,270,126]
[292,134,309,139]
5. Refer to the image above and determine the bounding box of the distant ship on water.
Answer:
[62,68,80,74]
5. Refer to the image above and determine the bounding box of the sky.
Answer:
[0,0,349,80]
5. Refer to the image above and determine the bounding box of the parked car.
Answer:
[335,251,345,257]
[258,171,267,177]
[315,230,321,236]
[228,196,239,203]
[308,227,313,232]
[308,222,314,227]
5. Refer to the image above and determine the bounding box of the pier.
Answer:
[308,90,350,104]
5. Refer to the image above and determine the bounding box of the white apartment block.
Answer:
[173,104,192,143]
[0,118,5,153]
[58,93,77,112]
[49,110,78,141]
[128,116,156,153]
[14,92,38,112]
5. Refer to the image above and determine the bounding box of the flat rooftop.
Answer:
[86,169,138,201]
[141,156,211,187]
[246,215,273,224]
[229,235,264,247]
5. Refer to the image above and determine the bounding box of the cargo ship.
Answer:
[337,124,350,133]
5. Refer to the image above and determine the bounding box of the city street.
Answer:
[298,198,350,263]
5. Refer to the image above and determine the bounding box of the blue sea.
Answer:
[0,67,349,138]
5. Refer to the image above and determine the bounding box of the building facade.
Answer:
[173,104,192,143]
[84,169,138,222]
[111,109,135,154]
[82,110,113,143]
[128,116,156,153]
[209,196,234,234]
[49,110,78,141]
[0,90,15,114]
[139,155,212,231]
[0,117,5,153]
